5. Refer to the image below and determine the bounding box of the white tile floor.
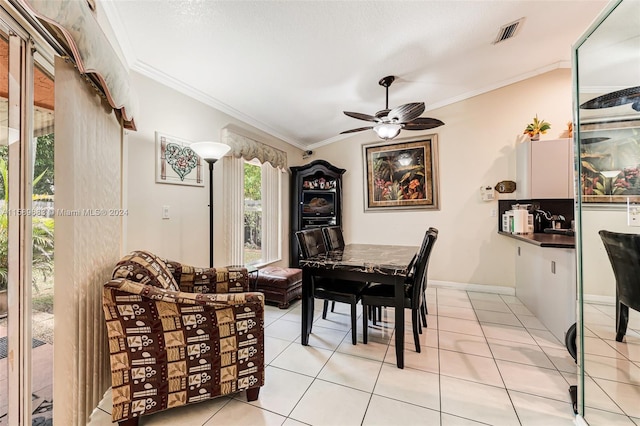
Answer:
[582,303,640,424]
[89,287,582,425]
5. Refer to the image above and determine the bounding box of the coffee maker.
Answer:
[533,210,552,233]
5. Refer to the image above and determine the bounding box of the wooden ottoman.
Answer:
[256,266,302,309]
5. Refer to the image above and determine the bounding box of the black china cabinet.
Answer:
[290,160,345,266]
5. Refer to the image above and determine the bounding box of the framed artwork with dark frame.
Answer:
[362,135,440,211]
[155,131,205,187]
[579,119,640,203]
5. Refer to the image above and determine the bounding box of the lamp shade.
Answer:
[190,141,231,162]
[373,123,402,140]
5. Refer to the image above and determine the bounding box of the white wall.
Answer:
[314,69,573,288]
[126,72,302,267]
[581,207,631,299]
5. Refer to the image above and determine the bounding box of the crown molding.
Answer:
[100,0,137,68]
[426,61,570,112]
[131,60,306,150]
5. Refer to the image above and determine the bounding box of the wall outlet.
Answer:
[162,205,170,219]
[628,199,640,227]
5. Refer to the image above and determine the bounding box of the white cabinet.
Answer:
[516,138,573,199]
[515,243,576,342]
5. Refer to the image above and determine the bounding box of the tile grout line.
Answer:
[467,290,524,425]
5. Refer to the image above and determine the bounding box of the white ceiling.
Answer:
[102,0,609,149]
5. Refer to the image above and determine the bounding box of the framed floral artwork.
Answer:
[362,135,440,211]
[155,132,205,187]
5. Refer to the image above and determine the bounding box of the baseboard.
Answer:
[430,280,516,296]
[583,294,615,306]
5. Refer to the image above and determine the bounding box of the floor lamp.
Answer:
[190,141,231,267]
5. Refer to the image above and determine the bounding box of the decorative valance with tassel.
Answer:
[19,0,138,130]
[222,128,287,170]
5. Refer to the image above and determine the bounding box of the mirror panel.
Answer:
[575,0,640,423]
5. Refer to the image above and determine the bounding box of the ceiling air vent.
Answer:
[493,18,525,44]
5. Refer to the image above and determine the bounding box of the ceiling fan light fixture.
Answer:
[373,123,402,140]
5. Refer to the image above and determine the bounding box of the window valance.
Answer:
[222,128,287,170]
[20,0,138,130]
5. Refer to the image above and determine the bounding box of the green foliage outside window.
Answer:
[244,163,262,264]
[0,134,55,292]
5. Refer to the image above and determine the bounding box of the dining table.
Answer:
[298,243,418,369]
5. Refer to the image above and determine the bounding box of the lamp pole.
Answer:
[189,141,231,268]
[206,159,215,268]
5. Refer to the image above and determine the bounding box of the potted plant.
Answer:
[524,115,551,141]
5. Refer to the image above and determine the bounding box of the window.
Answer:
[244,160,262,264]
[225,155,282,266]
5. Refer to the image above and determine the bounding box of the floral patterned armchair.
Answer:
[102,250,265,426]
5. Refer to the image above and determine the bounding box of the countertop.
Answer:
[498,231,575,249]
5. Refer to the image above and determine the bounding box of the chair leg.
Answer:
[372,305,377,326]
[616,301,630,342]
[420,301,428,328]
[322,300,329,319]
[411,308,421,353]
[246,387,260,401]
[362,303,368,344]
[331,301,336,312]
[351,302,358,345]
[377,306,382,322]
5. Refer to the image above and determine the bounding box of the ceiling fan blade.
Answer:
[343,111,380,122]
[375,109,391,119]
[340,126,373,134]
[387,102,425,123]
[403,117,445,130]
[580,86,640,110]
[581,137,610,145]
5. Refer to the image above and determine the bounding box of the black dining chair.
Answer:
[295,228,369,345]
[322,225,345,251]
[419,227,439,327]
[361,228,438,353]
[321,225,383,323]
[599,230,640,342]
[321,226,345,314]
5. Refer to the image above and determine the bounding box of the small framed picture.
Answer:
[155,132,205,187]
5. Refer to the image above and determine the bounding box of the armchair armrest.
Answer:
[163,261,249,294]
[104,278,263,307]
[102,278,264,423]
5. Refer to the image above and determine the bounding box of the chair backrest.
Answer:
[112,250,179,291]
[295,228,328,259]
[410,228,438,306]
[322,226,345,251]
[599,230,640,310]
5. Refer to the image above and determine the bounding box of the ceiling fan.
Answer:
[340,75,444,140]
[580,86,640,112]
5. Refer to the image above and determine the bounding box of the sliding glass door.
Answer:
[0,9,55,425]
[0,28,10,426]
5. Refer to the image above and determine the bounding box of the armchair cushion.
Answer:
[103,278,265,423]
[112,250,179,292]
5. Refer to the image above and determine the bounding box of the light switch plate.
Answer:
[162,205,170,219]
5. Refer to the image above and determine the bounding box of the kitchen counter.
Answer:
[498,231,575,249]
